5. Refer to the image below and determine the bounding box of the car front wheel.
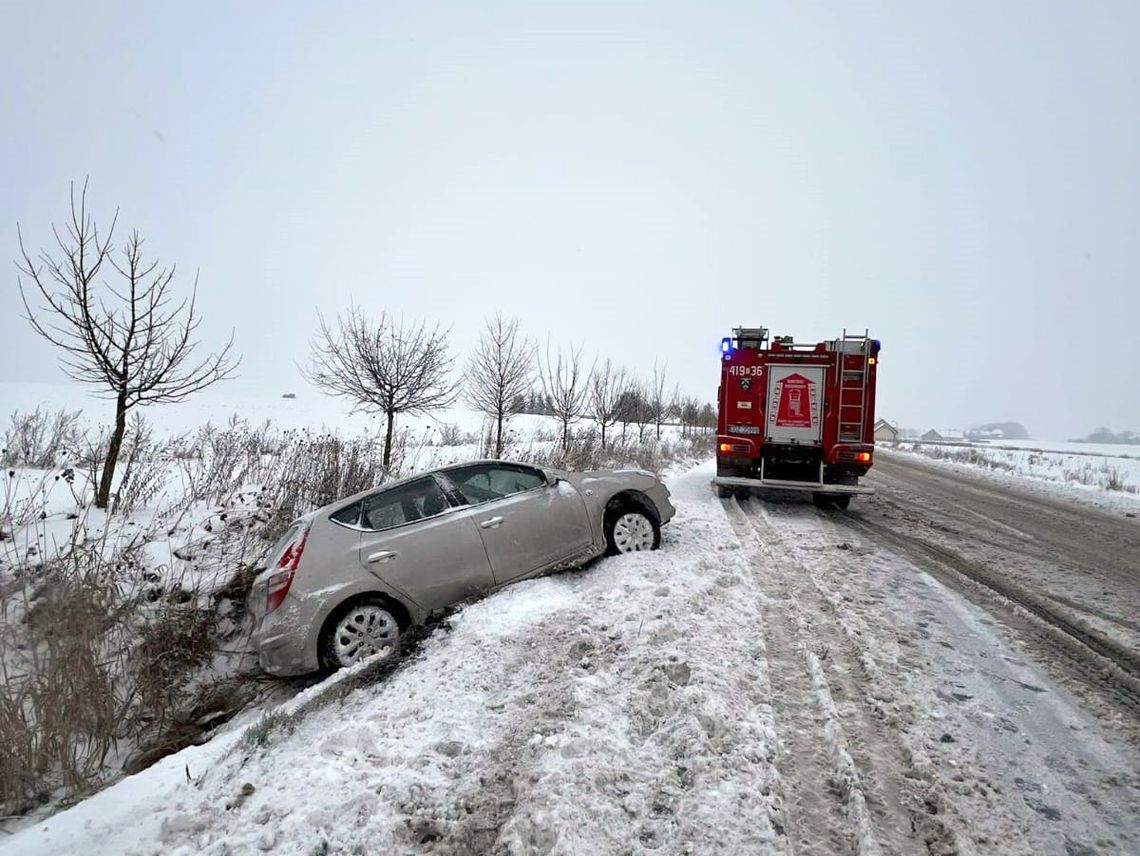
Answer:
[606,509,660,554]
[319,598,402,672]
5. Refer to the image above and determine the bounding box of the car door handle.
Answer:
[366,550,398,563]
[479,516,504,529]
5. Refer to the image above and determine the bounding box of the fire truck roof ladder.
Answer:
[838,329,870,442]
[732,327,769,349]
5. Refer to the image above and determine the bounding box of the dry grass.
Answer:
[0,532,263,814]
[1,408,85,469]
[916,444,1015,472]
[509,426,714,474]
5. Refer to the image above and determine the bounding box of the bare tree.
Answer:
[651,360,670,440]
[680,396,701,436]
[17,181,238,508]
[698,402,717,434]
[467,315,535,458]
[621,380,654,443]
[538,340,592,450]
[588,359,627,451]
[303,307,459,468]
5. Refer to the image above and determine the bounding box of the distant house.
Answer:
[922,428,965,443]
[874,419,898,444]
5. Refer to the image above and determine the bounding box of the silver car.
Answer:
[249,460,675,676]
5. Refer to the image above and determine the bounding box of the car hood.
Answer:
[562,468,662,491]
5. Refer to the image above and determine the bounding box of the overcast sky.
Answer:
[2,1,1137,439]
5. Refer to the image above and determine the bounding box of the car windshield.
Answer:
[446,464,546,504]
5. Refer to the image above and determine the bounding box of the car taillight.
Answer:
[266,528,308,613]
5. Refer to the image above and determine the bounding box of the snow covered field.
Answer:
[5,463,1138,856]
[887,439,1140,514]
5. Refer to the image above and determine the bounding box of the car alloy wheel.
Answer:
[331,603,400,667]
[612,511,656,552]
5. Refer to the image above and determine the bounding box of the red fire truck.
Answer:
[714,326,881,508]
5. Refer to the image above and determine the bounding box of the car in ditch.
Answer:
[248,460,676,676]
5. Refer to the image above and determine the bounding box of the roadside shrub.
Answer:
[919,444,1014,472]
[0,542,141,813]
[112,413,170,515]
[1,408,85,468]
[437,423,465,447]
[1099,464,1129,492]
[511,427,713,475]
[0,534,259,815]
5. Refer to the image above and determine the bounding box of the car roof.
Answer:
[323,459,551,513]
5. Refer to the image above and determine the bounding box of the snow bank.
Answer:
[885,442,1140,514]
[3,465,783,856]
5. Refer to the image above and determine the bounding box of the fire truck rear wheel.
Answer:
[833,495,851,511]
[716,485,733,499]
[812,492,835,510]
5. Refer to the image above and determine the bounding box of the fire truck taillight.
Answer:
[719,443,731,453]
[857,452,872,463]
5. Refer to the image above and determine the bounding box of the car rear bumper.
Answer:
[249,587,321,676]
[254,621,320,676]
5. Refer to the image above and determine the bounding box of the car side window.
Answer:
[329,502,362,527]
[359,478,452,532]
[446,464,547,506]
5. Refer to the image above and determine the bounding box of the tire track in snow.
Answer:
[724,498,969,856]
[841,509,1140,724]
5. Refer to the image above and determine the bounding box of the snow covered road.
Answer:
[4,461,1138,855]
[856,453,1140,732]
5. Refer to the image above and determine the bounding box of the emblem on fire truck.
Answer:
[767,372,819,429]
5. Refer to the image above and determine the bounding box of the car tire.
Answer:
[604,507,661,555]
[318,596,403,673]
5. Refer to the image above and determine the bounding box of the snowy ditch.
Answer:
[4,463,787,856]
[0,400,712,829]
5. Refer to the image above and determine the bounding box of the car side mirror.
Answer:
[543,468,563,485]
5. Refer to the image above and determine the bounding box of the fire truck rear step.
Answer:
[712,460,875,495]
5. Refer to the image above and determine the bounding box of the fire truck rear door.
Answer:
[764,365,825,445]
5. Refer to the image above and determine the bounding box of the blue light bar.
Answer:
[721,337,732,353]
